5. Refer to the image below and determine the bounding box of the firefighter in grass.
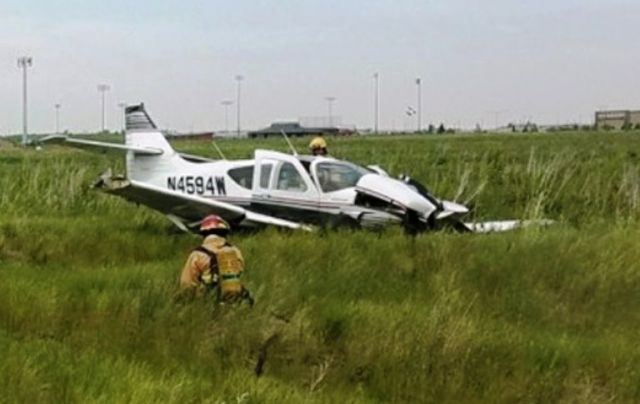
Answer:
[309,133,328,156]
[179,215,253,305]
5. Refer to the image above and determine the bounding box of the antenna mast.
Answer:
[211,140,227,160]
[280,130,298,156]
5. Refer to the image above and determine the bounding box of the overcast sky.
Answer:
[1,0,639,134]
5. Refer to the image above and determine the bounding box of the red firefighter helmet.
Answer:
[200,215,230,234]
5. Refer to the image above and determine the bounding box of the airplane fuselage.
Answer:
[136,155,403,229]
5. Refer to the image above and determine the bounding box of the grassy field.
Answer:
[1,131,640,403]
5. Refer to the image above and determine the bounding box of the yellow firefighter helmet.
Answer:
[309,136,328,155]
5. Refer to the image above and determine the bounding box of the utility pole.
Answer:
[235,75,244,137]
[325,97,336,127]
[17,56,33,145]
[373,73,379,134]
[416,77,422,132]
[54,103,61,134]
[97,84,110,132]
[221,100,233,133]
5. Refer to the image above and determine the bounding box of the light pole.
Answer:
[54,103,61,134]
[325,97,336,127]
[373,73,379,133]
[97,84,110,132]
[118,102,127,132]
[98,84,111,132]
[235,75,243,137]
[17,56,33,145]
[416,77,422,132]
[221,100,233,133]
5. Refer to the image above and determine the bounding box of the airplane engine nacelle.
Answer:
[355,174,439,219]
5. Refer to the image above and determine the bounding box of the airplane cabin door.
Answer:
[252,150,320,221]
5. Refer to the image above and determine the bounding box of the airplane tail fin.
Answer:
[124,104,183,181]
[125,104,174,152]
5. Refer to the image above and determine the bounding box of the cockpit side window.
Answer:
[316,162,369,193]
[227,166,254,190]
[276,162,308,192]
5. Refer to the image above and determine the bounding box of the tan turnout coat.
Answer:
[179,235,245,292]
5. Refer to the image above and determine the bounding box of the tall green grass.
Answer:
[1,132,639,402]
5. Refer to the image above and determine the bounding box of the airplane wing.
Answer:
[242,210,312,230]
[94,173,309,231]
[40,135,163,155]
[40,135,217,162]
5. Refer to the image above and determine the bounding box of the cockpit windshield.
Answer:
[315,161,371,193]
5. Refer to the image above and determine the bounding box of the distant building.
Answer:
[248,122,354,138]
[595,110,640,129]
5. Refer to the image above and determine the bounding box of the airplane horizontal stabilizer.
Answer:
[40,135,163,156]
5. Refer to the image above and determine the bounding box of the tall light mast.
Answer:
[17,56,33,145]
[235,75,244,137]
[97,84,111,132]
[416,77,422,132]
[54,103,61,134]
[221,100,234,133]
[325,96,336,127]
[373,73,380,134]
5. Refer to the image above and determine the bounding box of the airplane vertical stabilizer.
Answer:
[124,104,184,182]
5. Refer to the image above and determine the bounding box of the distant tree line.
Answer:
[414,123,456,135]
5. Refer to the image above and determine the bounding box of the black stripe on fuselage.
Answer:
[206,195,361,225]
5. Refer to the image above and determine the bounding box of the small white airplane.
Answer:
[41,104,535,233]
